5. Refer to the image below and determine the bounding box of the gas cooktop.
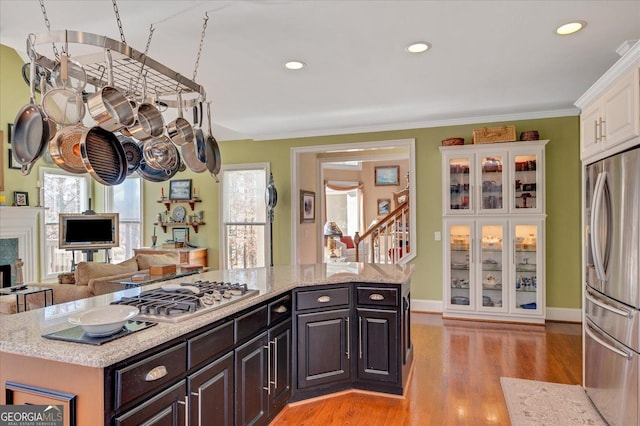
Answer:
[111,280,259,323]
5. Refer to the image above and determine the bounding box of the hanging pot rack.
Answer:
[28,30,206,108]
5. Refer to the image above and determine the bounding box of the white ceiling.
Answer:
[1,1,639,141]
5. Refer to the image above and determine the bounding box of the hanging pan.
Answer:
[205,101,222,182]
[193,101,207,164]
[137,150,181,182]
[126,78,164,141]
[79,127,128,186]
[142,135,179,173]
[49,124,88,174]
[181,140,207,173]
[167,92,194,146]
[116,133,143,175]
[87,49,135,132]
[12,35,52,176]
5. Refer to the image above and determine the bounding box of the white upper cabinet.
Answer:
[440,140,547,216]
[576,42,640,162]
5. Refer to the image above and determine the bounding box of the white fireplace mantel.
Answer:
[0,206,45,283]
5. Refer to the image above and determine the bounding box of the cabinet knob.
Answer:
[369,293,384,301]
[317,295,331,303]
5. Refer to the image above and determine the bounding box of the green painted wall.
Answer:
[0,45,581,309]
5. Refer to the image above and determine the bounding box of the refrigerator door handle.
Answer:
[585,320,632,360]
[585,289,632,319]
[590,172,608,281]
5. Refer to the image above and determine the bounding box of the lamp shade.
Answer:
[323,221,343,237]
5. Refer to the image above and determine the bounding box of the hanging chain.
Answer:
[38,0,60,59]
[112,0,126,43]
[133,24,155,95]
[192,13,209,82]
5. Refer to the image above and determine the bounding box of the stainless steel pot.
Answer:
[126,77,164,141]
[87,49,135,132]
[166,92,194,146]
[142,135,179,172]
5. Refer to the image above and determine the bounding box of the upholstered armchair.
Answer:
[335,236,369,262]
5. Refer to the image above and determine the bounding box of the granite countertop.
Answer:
[0,263,413,368]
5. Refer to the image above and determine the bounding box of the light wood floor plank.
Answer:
[272,312,582,425]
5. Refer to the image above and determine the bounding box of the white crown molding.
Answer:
[250,108,579,141]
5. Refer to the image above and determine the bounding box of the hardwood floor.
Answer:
[272,312,582,425]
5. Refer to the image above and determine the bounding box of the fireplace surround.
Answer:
[0,207,43,284]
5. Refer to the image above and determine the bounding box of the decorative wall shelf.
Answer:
[157,199,202,211]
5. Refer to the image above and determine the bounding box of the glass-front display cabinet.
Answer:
[441,140,547,324]
[511,220,544,317]
[445,222,473,309]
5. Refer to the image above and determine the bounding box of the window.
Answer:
[105,175,142,263]
[325,183,362,237]
[220,164,269,269]
[40,167,90,279]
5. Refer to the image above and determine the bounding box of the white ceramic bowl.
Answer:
[68,305,139,337]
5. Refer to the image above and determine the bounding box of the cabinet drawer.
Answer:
[114,342,187,410]
[357,287,398,307]
[296,286,350,311]
[235,304,268,344]
[269,293,292,325]
[188,321,234,369]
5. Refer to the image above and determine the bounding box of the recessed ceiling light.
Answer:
[284,61,305,70]
[556,21,586,35]
[406,42,431,54]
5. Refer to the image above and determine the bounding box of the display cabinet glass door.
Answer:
[479,223,506,311]
[448,224,473,308]
[512,151,542,213]
[447,156,472,213]
[479,155,506,214]
[512,222,542,314]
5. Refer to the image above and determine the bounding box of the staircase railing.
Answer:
[354,199,410,264]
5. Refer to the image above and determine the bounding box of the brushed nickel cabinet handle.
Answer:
[144,365,168,381]
[317,295,331,303]
[263,344,271,395]
[369,293,384,301]
[177,395,189,425]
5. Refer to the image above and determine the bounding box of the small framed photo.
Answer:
[14,191,29,207]
[8,149,21,170]
[375,166,400,186]
[172,227,189,243]
[300,190,315,223]
[7,123,13,144]
[169,179,192,200]
[377,199,391,216]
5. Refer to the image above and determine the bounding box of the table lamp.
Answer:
[324,221,343,258]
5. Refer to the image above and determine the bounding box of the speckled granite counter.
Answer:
[0,263,413,368]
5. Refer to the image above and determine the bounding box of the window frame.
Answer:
[104,174,143,263]
[219,162,271,269]
[39,167,91,280]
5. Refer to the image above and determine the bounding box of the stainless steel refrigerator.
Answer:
[584,144,640,426]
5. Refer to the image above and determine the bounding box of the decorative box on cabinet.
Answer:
[575,42,640,162]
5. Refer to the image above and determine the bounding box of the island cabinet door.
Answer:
[296,308,351,389]
[114,381,187,426]
[235,331,269,426]
[187,351,234,426]
[356,307,398,384]
[268,319,292,416]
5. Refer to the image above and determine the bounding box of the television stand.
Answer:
[68,248,111,271]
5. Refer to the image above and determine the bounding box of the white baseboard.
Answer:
[411,299,582,323]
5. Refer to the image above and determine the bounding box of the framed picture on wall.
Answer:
[300,190,315,223]
[172,227,189,243]
[169,179,192,200]
[8,149,20,170]
[14,191,29,207]
[377,199,391,216]
[375,166,400,186]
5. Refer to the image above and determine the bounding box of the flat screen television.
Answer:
[58,213,119,250]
